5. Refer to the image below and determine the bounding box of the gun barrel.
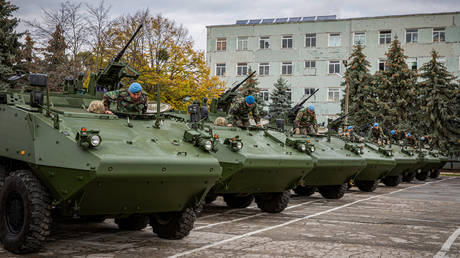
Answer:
[114,24,144,62]
[290,88,319,113]
[230,70,256,92]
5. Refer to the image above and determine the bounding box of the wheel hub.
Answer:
[5,191,25,234]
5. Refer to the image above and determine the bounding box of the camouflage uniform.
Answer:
[229,99,260,127]
[103,89,148,114]
[371,127,384,143]
[295,109,318,135]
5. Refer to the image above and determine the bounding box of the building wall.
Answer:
[206,12,460,124]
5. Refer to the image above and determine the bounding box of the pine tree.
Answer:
[42,25,70,90]
[373,36,417,131]
[269,77,292,121]
[0,0,23,87]
[340,43,376,130]
[417,50,460,153]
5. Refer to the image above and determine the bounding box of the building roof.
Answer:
[206,11,460,28]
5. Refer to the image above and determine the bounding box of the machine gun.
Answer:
[210,71,256,113]
[287,89,319,124]
[327,113,348,142]
[87,24,143,95]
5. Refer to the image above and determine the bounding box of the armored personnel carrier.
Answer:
[381,144,420,186]
[0,25,221,254]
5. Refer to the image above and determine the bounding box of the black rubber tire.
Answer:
[402,171,415,182]
[355,180,379,192]
[0,170,52,254]
[429,169,441,179]
[293,185,316,196]
[223,194,254,208]
[0,163,7,189]
[415,170,429,181]
[382,175,402,187]
[318,184,347,199]
[204,194,217,204]
[254,191,290,213]
[115,215,149,230]
[193,200,204,217]
[150,207,196,239]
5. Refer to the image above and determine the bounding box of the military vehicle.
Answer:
[415,149,445,181]
[0,24,222,254]
[381,144,420,186]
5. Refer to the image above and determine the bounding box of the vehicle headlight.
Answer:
[231,141,243,152]
[299,144,306,152]
[310,146,315,153]
[204,140,212,151]
[90,135,101,147]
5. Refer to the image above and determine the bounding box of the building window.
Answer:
[237,36,248,50]
[259,36,270,49]
[409,59,417,70]
[329,33,341,47]
[259,90,269,101]
[237,63,248,76]
[379,30,391,44]
[328,61,340,74]
[305,60,316,68]
[305,33,316,47]
[282,35,293,49]
[216,38,226,51]
[353,32,366,45]
[286,88,292,101]
[281,62,293,75]
[216,63,226,76]
[327,88,340,102]
[259,63,269,76]
[378,59,387,71]
[304,88,316,101]
[433,28,445,42]
[406,29,418,43]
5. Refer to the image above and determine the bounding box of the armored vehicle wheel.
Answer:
[382,175,402,187]
[293,185,316,196]
[150,207,196,239]
[0,170,51,254]
[318,184,347,199]
[429,169,440,179]
[115,215,149,230]
[402,172,415,182]
[254,191,290,213]
[223,194,254,208]
[415,170,429,181]
[204,194,217,204]
[355,180,379,192]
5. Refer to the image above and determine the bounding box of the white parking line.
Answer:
[195,200,318,230]
[169,178,453,258]
[433,227,460,258]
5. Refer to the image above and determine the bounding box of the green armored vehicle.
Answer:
[0,25,221,254]
[381,144,420,186]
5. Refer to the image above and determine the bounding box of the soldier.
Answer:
[227,95,262,128]
[295,105,318,135]
[371,123,385,144]
[87,100,105,114]
[201,97,209,121]
[389,130,400,144]
[103,82,148,114]
[405,132,416,146]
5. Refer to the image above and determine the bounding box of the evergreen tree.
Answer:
[417,50,460,153]
[42,25,70,90]
[0,0,22,87]
[373,36,417,131]
[269,77,292,121]
[18,32,38,73]
[340,43,376,130]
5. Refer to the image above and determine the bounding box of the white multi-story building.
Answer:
[206,12,460,123]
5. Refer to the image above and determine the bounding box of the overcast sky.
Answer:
[13,0,460,51]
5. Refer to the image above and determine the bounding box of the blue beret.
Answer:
[347,126,353,130]
[307,105,314,111]
[391,130,395,135]
[245,96,255,104]
[129,82,142,93]
[373,123,378,127]
[421,136,425,141]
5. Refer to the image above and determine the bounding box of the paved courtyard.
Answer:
[2,177,459,257]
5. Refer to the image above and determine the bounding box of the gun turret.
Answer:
[88,24,143,95]
[287,88,319,123]
[210,71,256,113]
[327,113,348,142]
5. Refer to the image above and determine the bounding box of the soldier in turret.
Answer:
[103,82,148,114]
[295,105,318,135]
[227,96,262,128]
[371,123,384,144]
